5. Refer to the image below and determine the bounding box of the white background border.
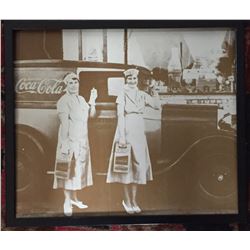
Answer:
[1,0,250,19]
[1,0,249,248]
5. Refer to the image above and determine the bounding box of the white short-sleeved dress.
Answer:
[53,93,93,190]
[106,86,156,185]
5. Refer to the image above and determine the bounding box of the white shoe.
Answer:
[132,205,142,213]
[122,200,134,214]
[64,201,73,216]
[71,200,88,209]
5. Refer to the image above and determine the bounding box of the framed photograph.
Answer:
[4,20,248,227]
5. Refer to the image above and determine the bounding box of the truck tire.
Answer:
[194,137,237,207]
[16,131,48,201]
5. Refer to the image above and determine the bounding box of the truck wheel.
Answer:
[196,152,237,202]
[16,147,34,194]
[16,133,46,201]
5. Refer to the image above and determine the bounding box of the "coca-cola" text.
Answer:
[15,79,66,95]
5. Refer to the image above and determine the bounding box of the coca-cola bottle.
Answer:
[168,47,182,92]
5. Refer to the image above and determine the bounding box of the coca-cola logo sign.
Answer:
[15,79,66,95]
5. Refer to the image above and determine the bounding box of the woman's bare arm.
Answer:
[89,104,96,118]
[146,91,161,110]
[151,95,161,110]
[88,88,97,118]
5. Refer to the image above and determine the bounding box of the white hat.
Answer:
[63,72,79,84]
[123,68,139,77]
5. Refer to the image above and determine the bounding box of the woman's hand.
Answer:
[61,140,69,155]
[118,136,127,147]
[149,81,159,97]
[151,88,159,97]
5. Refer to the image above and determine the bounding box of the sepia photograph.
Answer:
[4,21,246,226]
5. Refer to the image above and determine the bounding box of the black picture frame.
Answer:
[4,20,248,228]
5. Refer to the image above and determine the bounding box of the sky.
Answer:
[128,29,231,70]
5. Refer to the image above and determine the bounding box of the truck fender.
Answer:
[155,135,236,175]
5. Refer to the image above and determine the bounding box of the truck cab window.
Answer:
[79,72,123,103]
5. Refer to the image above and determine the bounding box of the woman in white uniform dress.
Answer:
[106,69,161,214]
[53,72,97,216]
